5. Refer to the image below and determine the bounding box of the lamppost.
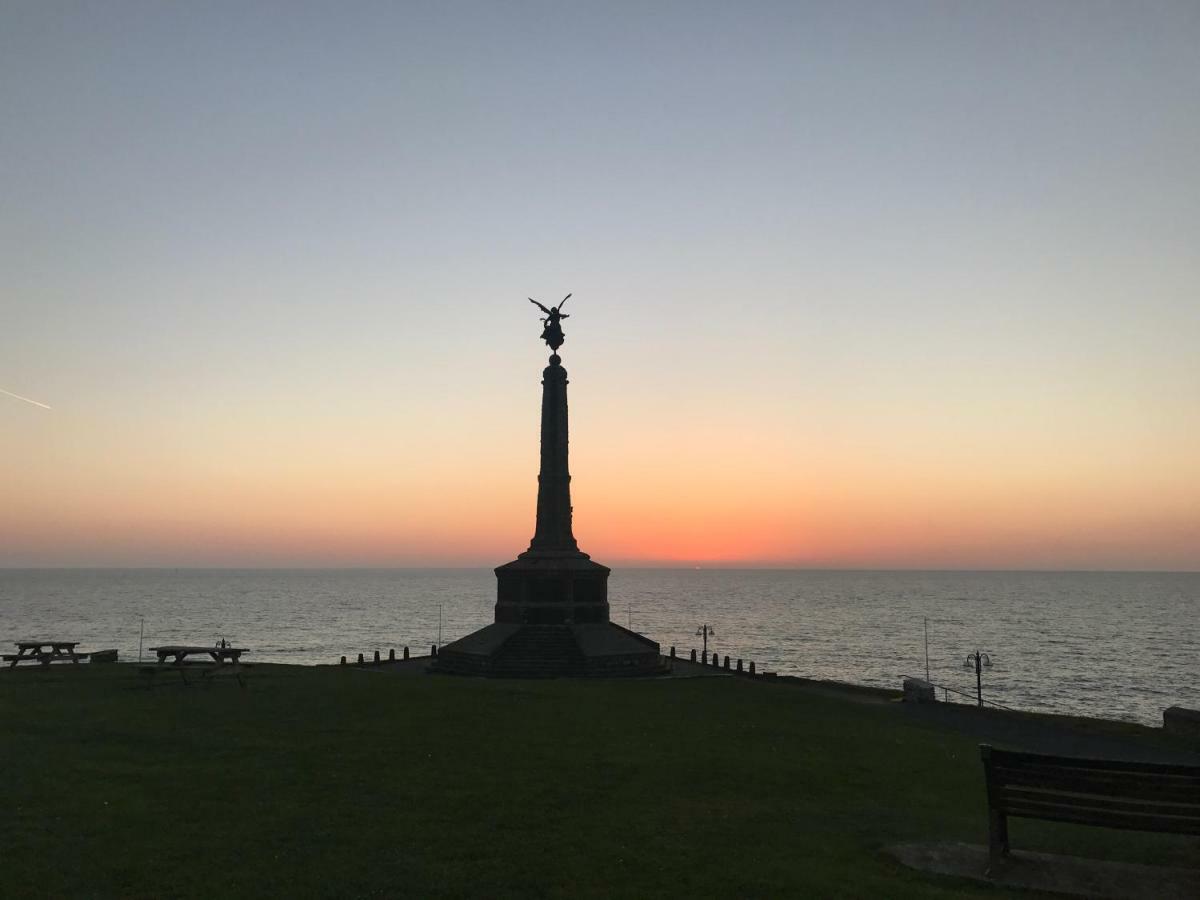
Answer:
[964,651,993,707]
[696,624,715,660]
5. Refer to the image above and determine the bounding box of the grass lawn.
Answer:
[2,665,1195,898]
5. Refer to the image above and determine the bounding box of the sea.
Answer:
[1,568,1196,726]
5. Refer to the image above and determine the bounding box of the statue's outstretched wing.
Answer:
[559,293,572,310]
[529,297,552,315]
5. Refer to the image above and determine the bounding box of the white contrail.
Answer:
[0,387,52,410]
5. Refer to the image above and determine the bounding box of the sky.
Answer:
[2,1,1198,569]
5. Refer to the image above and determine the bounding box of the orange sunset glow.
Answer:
[4,355,1197,569]
[3,4,1198,571]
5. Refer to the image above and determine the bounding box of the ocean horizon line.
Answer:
[3,565,1198,575]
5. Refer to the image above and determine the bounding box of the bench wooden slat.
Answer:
[1008,787,1200,816]
[994,761,1200,788]
[1001,802,1200,835]
[992,767,1200,803]
[993,759,1200,782]
[987,747,1200,778]
[1003,797,1200,829]
[1002,786,1200,820]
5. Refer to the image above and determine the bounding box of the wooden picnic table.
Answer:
[142,645,250,688]
[148,645,248,666]
[5,641,84,667]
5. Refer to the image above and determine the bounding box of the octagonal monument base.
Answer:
[432,553,664,678]
[433,621,664,678]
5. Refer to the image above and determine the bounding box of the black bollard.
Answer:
[749,661,756,676]
[388,648,395,662]
[431,644,438,657]
[736,658,743,672]
[403,646,410,660]
[373,649,381,664]
[340,655,346,666]
[712,652,719,668]
[690,649,697,662]
[670,646,676,658]
[724,655,730,670]
[357,652,364,666]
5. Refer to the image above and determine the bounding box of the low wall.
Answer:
[1164,706,1200,738]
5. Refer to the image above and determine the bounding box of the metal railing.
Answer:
[904,674,1017,711]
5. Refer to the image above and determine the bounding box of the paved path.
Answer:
[671,659,1198,764]
[888,841,1199,900]
[899,699,1199,764]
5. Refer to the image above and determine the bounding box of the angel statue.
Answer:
[529,293,571,352]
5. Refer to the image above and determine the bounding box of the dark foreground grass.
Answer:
[2,666,1195,898]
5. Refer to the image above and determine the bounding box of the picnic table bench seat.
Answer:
[980,744,1200,870]
[6,641,86,666]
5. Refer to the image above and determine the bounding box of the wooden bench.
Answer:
[980,744,1200,870]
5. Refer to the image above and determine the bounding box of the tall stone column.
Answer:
[493,353,609,625]
[528,354,579,554]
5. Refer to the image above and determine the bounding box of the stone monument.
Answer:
[434,296,662,677]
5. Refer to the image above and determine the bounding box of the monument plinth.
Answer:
[434,298,662,677]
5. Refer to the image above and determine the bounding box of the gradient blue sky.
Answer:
[3,2,1198,567]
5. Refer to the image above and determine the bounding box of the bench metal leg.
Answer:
[987,809,1009,872]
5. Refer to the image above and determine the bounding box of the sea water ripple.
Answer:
[1,568,1195,725]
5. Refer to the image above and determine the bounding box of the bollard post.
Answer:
[403,646,410,660]
[357,652,365,666]
[670,646,676,658]
[749,661,755,676]
[736,658,743,672]
[432,644,438,657]
[690,649,697,662]
[724,655,730,670]
[712,652,719,668]
[340,655,346,666]
[388,648,395,662]
[373,649,381,664]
